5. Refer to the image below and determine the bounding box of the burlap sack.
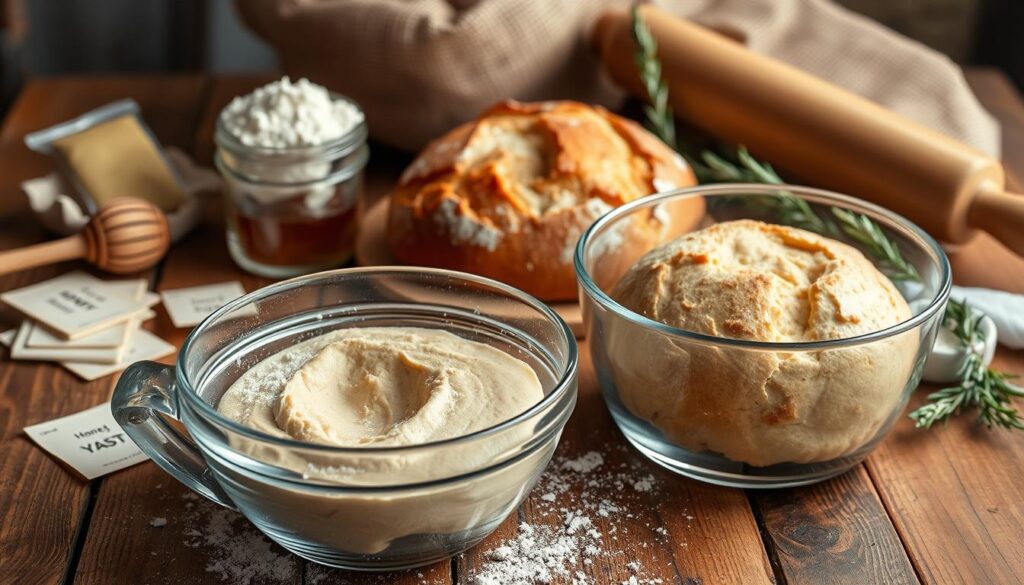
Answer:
[237,0,999,156]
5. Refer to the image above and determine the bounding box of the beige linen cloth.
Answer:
[238,0,1000,156]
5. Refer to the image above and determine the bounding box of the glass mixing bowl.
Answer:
[112,267,578,569]
[575,184,950,488]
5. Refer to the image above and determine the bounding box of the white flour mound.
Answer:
[474,523,580,585]
[222,76,363,148]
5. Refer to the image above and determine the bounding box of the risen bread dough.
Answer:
[216,327,549,554]
[608,220,917,466]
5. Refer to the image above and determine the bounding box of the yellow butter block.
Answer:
[54,115,184,212]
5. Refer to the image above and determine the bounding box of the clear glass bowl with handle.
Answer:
[574,184,950,488]
[111,267,578,570]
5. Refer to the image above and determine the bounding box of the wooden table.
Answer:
[1,72,1023,585]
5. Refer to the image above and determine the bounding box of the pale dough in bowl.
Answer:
[607,220,917,467]
[216,327,550,554]
[221,327,542,451]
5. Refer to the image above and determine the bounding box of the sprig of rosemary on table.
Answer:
[909,299,1024,430]
[630,7,1021,430]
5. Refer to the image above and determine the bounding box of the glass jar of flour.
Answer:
[214,79,369,278]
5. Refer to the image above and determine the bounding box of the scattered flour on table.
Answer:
[474,523,580,585]
[467,445,684,585]
[560,451,605,473]
[162,444,687,585]
[178,490,437,585]
[180,492,298,585]
[149,517,167,527]
[632,477,654,493]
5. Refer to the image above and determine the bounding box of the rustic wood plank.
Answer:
[305,562,452,585]
[867,362,1024,585]
[0,76,206,585]
[861,70,1024,585]
[0,303,98,585]
[457,351,775,584]
[753,466,919,585]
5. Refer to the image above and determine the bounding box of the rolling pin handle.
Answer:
[968,182,1024,256]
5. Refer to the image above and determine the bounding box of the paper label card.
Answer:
[63,329,176,381]
[16,281,154,360]
[11,321,126,364]
[161,281,247,328]
[26,309,155,350]
[1,272,153,339]
[23,402,147,480]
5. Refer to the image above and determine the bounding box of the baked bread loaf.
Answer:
[607,220,917,466]
[387,100,697,300]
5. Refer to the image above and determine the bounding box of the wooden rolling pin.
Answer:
[594,5,1024,254]
[0,198,170,276]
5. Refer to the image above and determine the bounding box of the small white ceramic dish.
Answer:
[920,314,997,383]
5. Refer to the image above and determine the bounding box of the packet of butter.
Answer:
[24,99,185,214]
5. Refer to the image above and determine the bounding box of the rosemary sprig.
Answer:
[944,295,982,344]
[708,148,838,236]
[697,149,780,184]
[693,144,922,278]
[832,209,920,282]
[630,8,1023,431]
[631,5,676,151]
[909,299,1024,429]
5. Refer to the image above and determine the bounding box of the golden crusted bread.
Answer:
[387,100,697,300]
[607,220,917,466]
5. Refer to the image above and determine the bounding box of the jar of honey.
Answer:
[214,95,369,278]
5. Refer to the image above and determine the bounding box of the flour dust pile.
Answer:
[467,445,688,585]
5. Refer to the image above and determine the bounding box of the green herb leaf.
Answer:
[631,6,676,151]
[909,299,1024,430]
[832,208,920,282]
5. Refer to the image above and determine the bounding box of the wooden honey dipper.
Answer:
[594,6,1024,255]
[0,198,170,276]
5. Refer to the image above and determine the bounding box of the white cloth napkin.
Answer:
[950,286,1024,349]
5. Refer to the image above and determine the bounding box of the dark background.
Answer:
[0,0,1019,108]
